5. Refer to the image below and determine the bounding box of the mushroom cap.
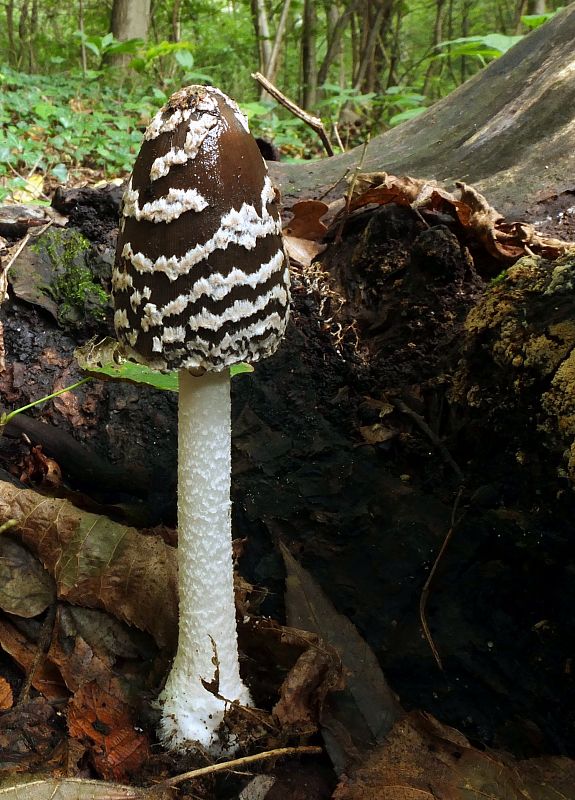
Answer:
[112,85,290,372]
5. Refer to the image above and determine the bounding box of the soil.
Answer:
[0,184,574,792]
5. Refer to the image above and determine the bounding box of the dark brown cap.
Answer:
[112,85,290,372]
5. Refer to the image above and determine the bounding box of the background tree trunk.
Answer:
[109,0,151,65]
[301,0,318,109]
[251,0,272,77]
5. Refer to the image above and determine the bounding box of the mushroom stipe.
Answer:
[112,85,290,753]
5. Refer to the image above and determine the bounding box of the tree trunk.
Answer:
[317,0,358,88]
[353,0,388,93]
[301,0,318,109]
[251,0,272,75]
[422,0,447,97]
[6,0,16,66]
[171,0,181,42]
[109,0,151,65]
[264,0,291,87]
[269,5,575,218]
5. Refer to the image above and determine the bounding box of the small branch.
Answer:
[17,601,57,704]
[419,487,464,671]
[3,218,54,281]
[334,138,369,243]
[3,232,31,275]
[161,746,323,787]
[392,398,464,483]
[252,72,334,157]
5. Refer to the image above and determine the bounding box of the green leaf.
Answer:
[389,107,427,127]
[175,49,195,69]
[521,10,559,28]
[51,163,69,182]
[75,337,253,392]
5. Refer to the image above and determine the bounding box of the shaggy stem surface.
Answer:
[158,368,251,752]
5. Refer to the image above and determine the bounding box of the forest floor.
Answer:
[0,174,574,799]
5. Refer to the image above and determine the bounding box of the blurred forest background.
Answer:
[0,0,564,202]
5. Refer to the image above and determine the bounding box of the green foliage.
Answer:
[433,33,523,65]
[0,66,153,199]
[521,9,561,29]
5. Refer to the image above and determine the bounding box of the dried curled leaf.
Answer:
[334,711,575,799]
[0,481,177,647]
[0,677,13,710]
[341,172,575,264]
[68,680,150,782]
[286,200,329,240]
[0,778,161,800]
[0,536,55,617]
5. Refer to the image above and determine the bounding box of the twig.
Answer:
[334,138,370,244]
[392,398,464,483]
[419,487,464,671]
[252,72,334,157]
[17,601,57,704]
[3,219,54,282]
[161,746,323,787]
[3,232,31,275]
[7,162,50,201]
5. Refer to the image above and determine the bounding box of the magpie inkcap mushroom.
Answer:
[113,84,290,372]
[112,85,290,753]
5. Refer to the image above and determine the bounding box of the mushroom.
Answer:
[111,85,290,752]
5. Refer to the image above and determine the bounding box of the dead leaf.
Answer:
[0,677,13,710]
[358,424,397,445]
[10,174,44,203]
[239,776,276,800]
[340,172,574,265]
[279,542,402,772]
[0,778,162,800]
[19,445,62,490]
[0,481,178,648]
[47,606,143,695]
[0,697,64,772]
[68,680,150,782]
[273,645,341,734]
[286,200,329,240]
[333,711,575,799]
[0,536,55,617]
[283,234,327,268]
[0,618,67,701]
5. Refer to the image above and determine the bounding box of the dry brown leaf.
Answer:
[333,711,575,800]
[0,677,13,710]
[0,697,65,772]
[0,481,177,648]
[283,234,327,268]
[349,174,431,212]
[68,680,150,782]
[286,199,329,240]
[273,644,341,734]
[47,606,121,694]
[358,425,397,445]
[281,544,401,744]
[0,618,68,701]
[0,536,55,617]
[0,777,164,800]
[342,173,574,265]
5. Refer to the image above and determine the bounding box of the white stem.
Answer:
[158,368,251,752]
